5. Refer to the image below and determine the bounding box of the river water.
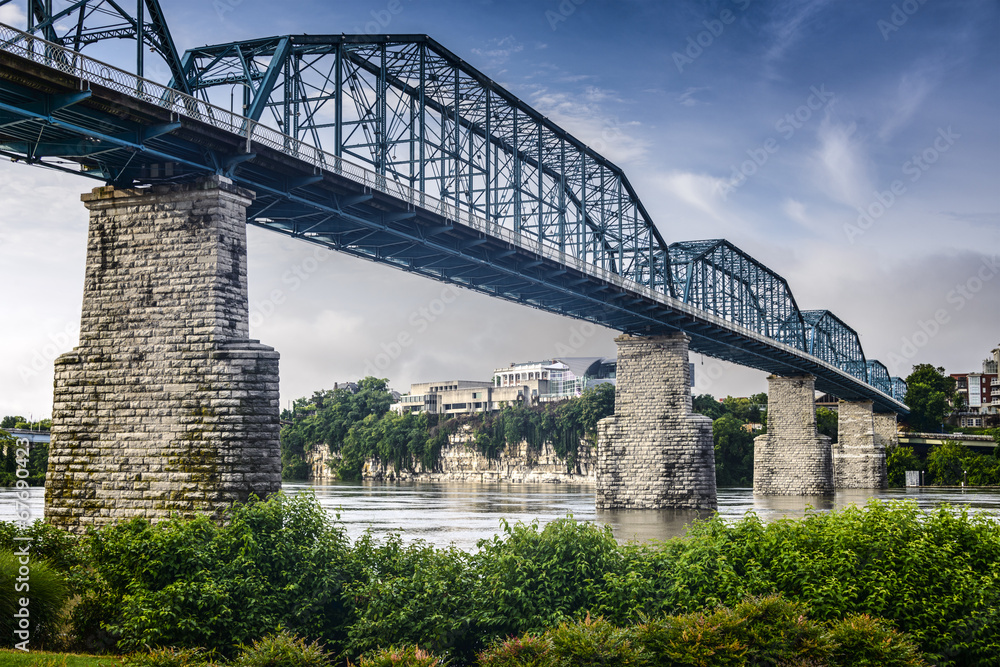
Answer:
[5,483,998,551]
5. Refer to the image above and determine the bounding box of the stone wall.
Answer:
[754,375,833,495]
[596,333,716,510]
[47,177,281,533]
[833,400,887,489]
[873,412,899,451]
[305,430,594,484]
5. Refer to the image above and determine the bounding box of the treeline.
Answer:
[888,441,1000,487]
[279,379,616,481]
[4,495,996,665]
[0,416,49,486]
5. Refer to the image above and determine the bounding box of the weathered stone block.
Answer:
[833,400,887,489]
[754,375,833,495]
[596,333,717,510]
[47,176,280,534]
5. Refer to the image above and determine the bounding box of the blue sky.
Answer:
[0,0,997,416]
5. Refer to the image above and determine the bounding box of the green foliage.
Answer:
[545,616,641,667]
[691,394,725,421]
[825,614,927,667]
[477,635,551,667]
[74,492,356,656]
[233,630,331,667]
[473,518,622,640]
[0,430,48,486]
[886,444,922,487]
[816,406,838,442]
[122,647,215,667]
[0,549,69,649]
[0,415,24,429]
[353,645,446,667]
[711,414,754,487]
[904,364,957,433]
[346,534,477,660]
[926,440,1000,486]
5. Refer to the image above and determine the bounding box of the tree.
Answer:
[885,444,921,488]
[926,440,969,485]
[903,364,956,433]
[713,414,754,487]
[693,394,725,421]
[0,416,24,429]
[816,407,838,443]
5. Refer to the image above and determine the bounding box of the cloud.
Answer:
[677,86,708,107]
[878,67,939,141]
[812,116,871,207]
[761,0,834,66]
[0,3,27,28]
[658,171,731,222]
[471,35,524,66]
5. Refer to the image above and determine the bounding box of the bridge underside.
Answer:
[0,41,906,414]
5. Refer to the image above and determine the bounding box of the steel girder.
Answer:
[867,360,892,396]
[801,309,867,382]
[176,34,671,296]
[891,377,908,402]
[669,240,807,350]
[0,0,189,91]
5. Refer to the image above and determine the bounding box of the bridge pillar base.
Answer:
[47,176,281,534]
[596,333,716,510]
[754,375,833,495]
[833,400,887,489]
[873,412,899,451]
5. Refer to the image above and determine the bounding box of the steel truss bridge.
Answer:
[0,1,907,413]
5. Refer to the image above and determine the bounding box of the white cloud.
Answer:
[812,116,871,207]
[0,3,27,28]
[677,87,708,107]
[761,0,834,66]
[658,171,731,222]
[878,68,938,142]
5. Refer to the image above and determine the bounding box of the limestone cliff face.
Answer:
[304,428,594,485]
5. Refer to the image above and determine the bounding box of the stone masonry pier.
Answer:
[596,333,716,510]
[754,375,833,495]
[832,400,887,489]
[47,176,281,533]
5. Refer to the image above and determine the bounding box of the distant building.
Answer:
[392,356,617,416]
[950,346,999,427]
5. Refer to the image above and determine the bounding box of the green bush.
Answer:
[233,630,331,667]
[886,444,922,487]
[545,615,641,666]
[825,614,926,667]
[927,440,970,485]
[353,645,446,666]
[122,647,215,667]
[74,492,357,656]
[346,534,478,660]
[0,549,70,649]
[476,635,551,667]
[473,518,622,639]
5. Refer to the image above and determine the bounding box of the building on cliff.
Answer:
[391,356,617,416]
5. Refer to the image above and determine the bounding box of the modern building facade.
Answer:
[951,345,1000,427]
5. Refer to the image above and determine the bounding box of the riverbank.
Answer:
[307,430,595,485]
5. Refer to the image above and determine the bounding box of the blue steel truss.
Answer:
[669,240,807,350]
[0,16,908,413]
[801,310,867,382]
[177,35,671,295]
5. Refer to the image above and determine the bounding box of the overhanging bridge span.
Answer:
[0,21,907,413]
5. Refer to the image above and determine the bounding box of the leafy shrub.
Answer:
[0,549,69,649]
[233,630,331,667]
[73,492,357,655]
[477,635,551,667]
[345,534,477,660]
[927,440,970,485]
[545,615,641,666]
[825,614,926,667]
[886,444,922,487]
[353,645,446,666]
[473,518,622,639]
[122,646,215,667]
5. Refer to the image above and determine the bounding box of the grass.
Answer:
[0,649,125,666]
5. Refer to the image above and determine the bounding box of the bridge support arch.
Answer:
[754,375,833,495]
[596,333,716,510]
[47,176,281,533]
[833,400,888,489]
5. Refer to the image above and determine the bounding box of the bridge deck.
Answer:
[0,25,907,414]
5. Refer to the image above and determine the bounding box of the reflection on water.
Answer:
[3,483,999,552]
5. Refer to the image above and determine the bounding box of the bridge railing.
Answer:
[0,22,904,410]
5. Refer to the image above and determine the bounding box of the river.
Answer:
[4,483,999,550]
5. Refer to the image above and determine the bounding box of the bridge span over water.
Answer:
[0,1,907,528]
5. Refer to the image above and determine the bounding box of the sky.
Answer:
[0,0,998,418]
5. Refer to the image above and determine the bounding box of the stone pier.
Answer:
[596,333,716,510]
[47,176,281,533]
[832,400,887,489]
[754,375,833,495]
